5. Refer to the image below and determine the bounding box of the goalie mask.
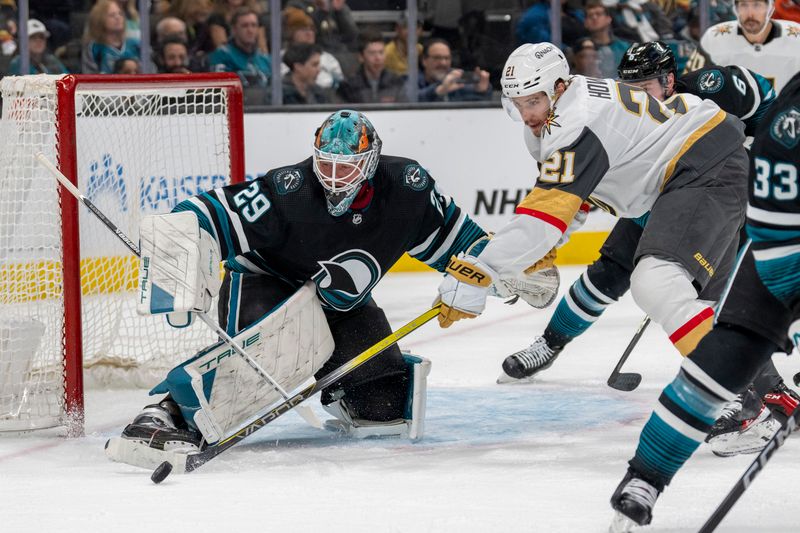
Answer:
[313,110,382,216]
[501,42,569,122]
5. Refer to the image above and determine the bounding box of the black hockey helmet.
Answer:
[617,41,676,82]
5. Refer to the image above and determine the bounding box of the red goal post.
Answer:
[0,73,244,435]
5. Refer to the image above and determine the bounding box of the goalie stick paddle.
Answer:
[698,407,800,533]
[151,304,442,482]
[606,316,649,392]
[34,153,323,428]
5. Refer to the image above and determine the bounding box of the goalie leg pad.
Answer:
[323,353,431,440]
[150,282,334,445]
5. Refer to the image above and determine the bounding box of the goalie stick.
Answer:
[146,305,441,483]
[35,153,323,428]
[606,316,649,392]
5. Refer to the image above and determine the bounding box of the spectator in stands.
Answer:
[418,38,492,102]
[113,56,141,74]
[156,35,192,73]
[208,0,267,53]
[384,15,423,78]
[209,8,272,89]
[155,16,189,45]
[606,0,674,42]
[282,42,329,104]
[81,0,141,74]
[337,31,407,104]
[285,0,359,55]
[516,0,588,48]
[30,1,80,50]
[8,19,69,75]
[282,7,343,90]
[569,36,602,77]
[168,0,215,57]
[114,0,141,41]
[584,0,631,78]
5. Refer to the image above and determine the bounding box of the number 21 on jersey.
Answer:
[539,151,576,183]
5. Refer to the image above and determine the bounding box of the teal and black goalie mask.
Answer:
[313,109,382,216]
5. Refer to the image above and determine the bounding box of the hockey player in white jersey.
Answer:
[436,43,748,384]
[699,0,800,92]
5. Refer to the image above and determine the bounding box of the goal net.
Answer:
[0,73,244,434]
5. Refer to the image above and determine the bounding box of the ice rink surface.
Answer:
[1,267,798,533]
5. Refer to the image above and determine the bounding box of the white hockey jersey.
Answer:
[480,75,741,278]
[700,19,800,93]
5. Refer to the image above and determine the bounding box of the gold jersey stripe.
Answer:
[662,110,727,189]
[517,188,584,231]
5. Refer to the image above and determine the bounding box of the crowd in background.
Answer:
[0,0,798,106]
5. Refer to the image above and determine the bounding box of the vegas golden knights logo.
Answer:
[505,65,515,77]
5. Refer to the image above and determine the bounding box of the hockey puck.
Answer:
[151,461,173,484]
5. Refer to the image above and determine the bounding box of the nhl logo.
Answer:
[352,213,363,225]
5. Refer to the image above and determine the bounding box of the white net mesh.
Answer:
[0,75,238,431]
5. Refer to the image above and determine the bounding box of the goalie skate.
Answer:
[105,402,202,469]
[497,336,563,384]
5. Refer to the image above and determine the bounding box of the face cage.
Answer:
[312,147,377,195]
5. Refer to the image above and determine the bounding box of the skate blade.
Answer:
[496,371,536,385]
[609,511,638,533]
[105,437,190,473]
[708,418,780,457]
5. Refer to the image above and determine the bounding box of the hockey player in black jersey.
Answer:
[108,109,507,459]
[609,70,800,533]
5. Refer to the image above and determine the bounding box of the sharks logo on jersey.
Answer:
[313,249,382,311]
[273,169,303,195]
[403,164,429,191]
[698,70,724,94]
[770,107,800,149]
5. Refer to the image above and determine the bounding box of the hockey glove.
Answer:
[437,254,497,328]
[493,266,560,309]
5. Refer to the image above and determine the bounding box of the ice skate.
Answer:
[497,336,562,384]
[105,400,203,469]
[609,470,661,531]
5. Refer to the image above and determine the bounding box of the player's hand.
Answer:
[436,254,496,328]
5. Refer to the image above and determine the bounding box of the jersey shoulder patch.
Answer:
[272,167,304,195]
[769,106,800,149]
[779,20,800,38]
[401,163,430,191]
[696,69,726,94]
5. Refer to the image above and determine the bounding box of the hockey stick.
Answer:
[606,316,649,392]
[698,407,800,532]
[148,304,441,483]
[35,153,322,428]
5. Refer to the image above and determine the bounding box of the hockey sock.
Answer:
[630,358,735,488]
[629,325,776,486]
[544,270,618,347]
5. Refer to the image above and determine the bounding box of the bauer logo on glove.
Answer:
[437,254,498,328]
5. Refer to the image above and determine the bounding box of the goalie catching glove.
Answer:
[137,211,221,326]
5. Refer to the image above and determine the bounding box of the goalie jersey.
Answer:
[480,75,745,277]
[173,155,486,311]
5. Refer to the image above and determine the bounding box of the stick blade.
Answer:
[607,372,642,392]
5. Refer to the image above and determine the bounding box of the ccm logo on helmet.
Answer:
[535,46,554,59]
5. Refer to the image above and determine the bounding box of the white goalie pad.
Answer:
[0,318,46,428]
[137,211,221,317]
[150,282,334,445]
[492,266,560,309]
